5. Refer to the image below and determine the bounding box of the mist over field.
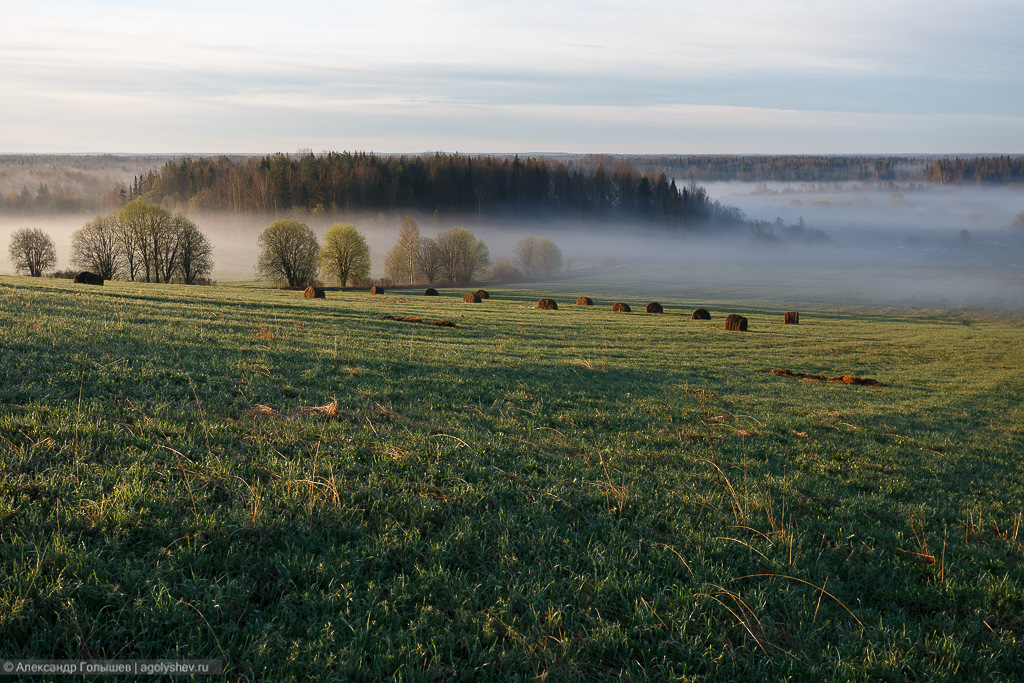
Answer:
[3,182,1022,311]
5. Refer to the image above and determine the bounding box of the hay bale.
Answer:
[725,314,748,331]
[73,271,103,286]
[475,289,490,300]
[370,285,385,295]
[645,302,664,314]
[692,308,711,320]
[576,296,594,306]
[537,298,558,310]
[463,292,481,303]
[784,311,800,324]
[303,286,325,299]
[424,288,439,296]
[611,302,631,313]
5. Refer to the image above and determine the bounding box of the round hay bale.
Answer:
[462,292,481,303]
[475,289,490,300]
[424,288,439,296]
[537,298,558,310]
[725,314,748,331]
[691,308,711,320]
[303,286,325,299]
[370,285,385,295]
[645,302,664,314]
[611,302,631,313]
[576,296,594,306]
[73,271,104,286]
[784,311,800,324]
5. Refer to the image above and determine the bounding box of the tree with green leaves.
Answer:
[115,199,173,282]
[320,223,370,287]
[75,201,215,283]
[256,219,320,287]
[8,227,57,277]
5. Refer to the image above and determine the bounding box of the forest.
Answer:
[123,153,733,229]
[1,153,1022,218]
[922,155,1024,184]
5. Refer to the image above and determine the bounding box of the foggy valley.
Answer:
[3,180,1022,312]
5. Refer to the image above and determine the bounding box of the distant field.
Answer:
[1,275,1022,680]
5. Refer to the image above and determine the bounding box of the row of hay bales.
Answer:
[298,285,800,330]
[304,285,390,298]
[533,297,801,331]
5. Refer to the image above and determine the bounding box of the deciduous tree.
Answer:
[8,227,57,277]
[435,227,490,284]
[383,216,421,284]
[514,234,561,278]
[174,218,214,284]
[514,234,538,277]
[71,215,120,279]
[256,219,320,287]
[534,237,563,279]
[415,237,443,284]
[320,223,370,287]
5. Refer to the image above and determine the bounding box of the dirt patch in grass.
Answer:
[380,315,458,328]
[763,368,885,387]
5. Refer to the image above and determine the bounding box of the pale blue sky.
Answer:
[2,0,1023,154]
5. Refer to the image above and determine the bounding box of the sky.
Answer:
[2,0,1023,155]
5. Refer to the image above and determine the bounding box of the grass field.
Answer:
[1,274,1022,680]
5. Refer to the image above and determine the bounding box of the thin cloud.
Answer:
[2,0,1022,152]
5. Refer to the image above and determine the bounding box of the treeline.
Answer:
[559,154,1024,185]
[128,153,732,228]
[1,183,97,214]
[923,156,1024,185]
[582,155,931,183]
[0,154,171,215]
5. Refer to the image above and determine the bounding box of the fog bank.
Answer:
[3,182,1022,311]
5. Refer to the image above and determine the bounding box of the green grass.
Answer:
[2,275,1022,680]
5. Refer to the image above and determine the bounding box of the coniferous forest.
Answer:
[125,152,733,228]
[2,153,1022,219]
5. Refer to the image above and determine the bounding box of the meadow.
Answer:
[1,274,1022,680]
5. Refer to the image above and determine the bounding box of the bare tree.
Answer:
[415,237,443,284]
[383,216,421,284]
[435,227,490,283]
[8,227,57,277]
[534,238,563,278]
[71,215,121,279]
[513,234,539,277]
[514,234,561,279]
[175,218,214,284]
